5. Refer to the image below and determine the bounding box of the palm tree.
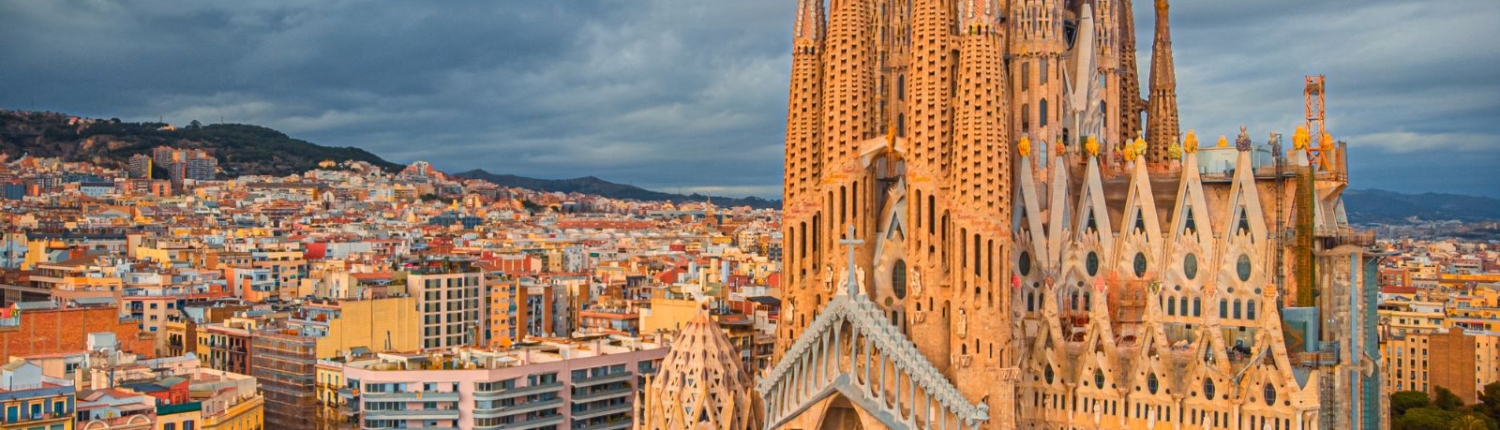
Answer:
[1452,414,1487,430]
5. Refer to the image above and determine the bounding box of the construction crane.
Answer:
[1304,75,1332,171]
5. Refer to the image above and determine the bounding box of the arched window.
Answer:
[1247,299,1257,320]
[892,260,908,299]
[1022,62,1031,91]
[1233,300,1243,319]
[1166,297,1176,315]
[1022,104,1031,132]
[1040,59,1049,84]
[1040,99,1049,127]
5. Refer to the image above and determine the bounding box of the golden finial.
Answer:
[1184,130,1199,154]
[1168,142,1182,160]
[1217,135,1229,148]
[1054,141,1066,157]
[1125,137,1145,162]
[1320,132,1334,148]
[1292,126,1310,151]
[1085,136,1099,157]
[1018,136,1031,158]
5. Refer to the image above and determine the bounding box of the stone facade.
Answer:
[646,0,1381,429]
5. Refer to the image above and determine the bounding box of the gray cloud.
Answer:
[0,0,1494,197]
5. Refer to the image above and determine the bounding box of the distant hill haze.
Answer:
[453,169,780,209]
[1343,189,1500,224]
[0,110,398,176]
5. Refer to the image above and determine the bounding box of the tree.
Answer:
[1449,413,1499,430]
[1437,386,1466,411]
[1394,407,1457,430]
[1478,382,1500,420]
[189,119,202,129]
[1394,391,1434,416]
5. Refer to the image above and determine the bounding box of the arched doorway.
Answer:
[818,396,865,430]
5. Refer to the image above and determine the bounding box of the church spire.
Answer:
[1116,0,1143,151]
[793,0,825,44]
[1144,0,1180,167]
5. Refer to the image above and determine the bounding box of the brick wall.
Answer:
[0,307,154,358]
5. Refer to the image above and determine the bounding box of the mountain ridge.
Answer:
[453,169,781,209]
[1343,188,1500,224]
[0,110,400,176]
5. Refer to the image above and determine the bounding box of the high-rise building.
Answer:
[127,153,153,179]
[251,328,318,430]
[641,1,1383,429]
[409,260,488,349]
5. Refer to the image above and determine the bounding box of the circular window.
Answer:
[1147,373,1160,394]
[892,260,908,299]
[1204,379,1217,400]
[1133,252,1148,278]
[1236,254,1253,282]
[1045,364,1055,384]
[1094,369,1105,389]
[1019,251,1032,276]
[1086,251,1100,276]
[1184,254,1198,280]
[1263,383,1277,406]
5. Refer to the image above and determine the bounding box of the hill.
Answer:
[0,110,399,176]
[1344,189,1500,224]
[455,169,780,209]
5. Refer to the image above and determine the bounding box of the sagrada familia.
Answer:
[639,0,1386,429]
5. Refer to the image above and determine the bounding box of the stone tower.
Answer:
[1009,0,1067,170]
[778,0,825,360]
[769,0,1019,427]
[1116,0,1144,149]
[1144,0,1180,166]
[1094,0,1123,153]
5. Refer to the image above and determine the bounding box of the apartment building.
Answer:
[332,336,666,430]
[408,260,487,350]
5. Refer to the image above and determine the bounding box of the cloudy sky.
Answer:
[1,1,1496,198]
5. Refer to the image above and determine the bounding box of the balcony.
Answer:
[575,420,633,430]
[474,382,563,401]
[571,387,633,403]
[475,415,565,430]
[362,408,460,421]
[570,403,632,420]
[473,399,564,420]
[570,372,632,387]
[362,391,462,402]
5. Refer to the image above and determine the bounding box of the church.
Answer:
[640,0,1385,429]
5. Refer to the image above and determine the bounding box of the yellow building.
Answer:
[314,360,348,429]
[1378,301,1445,337]
[153,403,202,430]
[1383,333,1432,394]
[1384,329,1500,404]
[200,394,263,430]
[315,296,422,358]
[640,297,701,336]
[0,360,74,430]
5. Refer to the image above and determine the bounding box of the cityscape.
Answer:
[1,1,1497,430]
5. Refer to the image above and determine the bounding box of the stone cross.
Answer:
[839,225,863,297]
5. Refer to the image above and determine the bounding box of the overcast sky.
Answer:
[1,1,1495,198]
